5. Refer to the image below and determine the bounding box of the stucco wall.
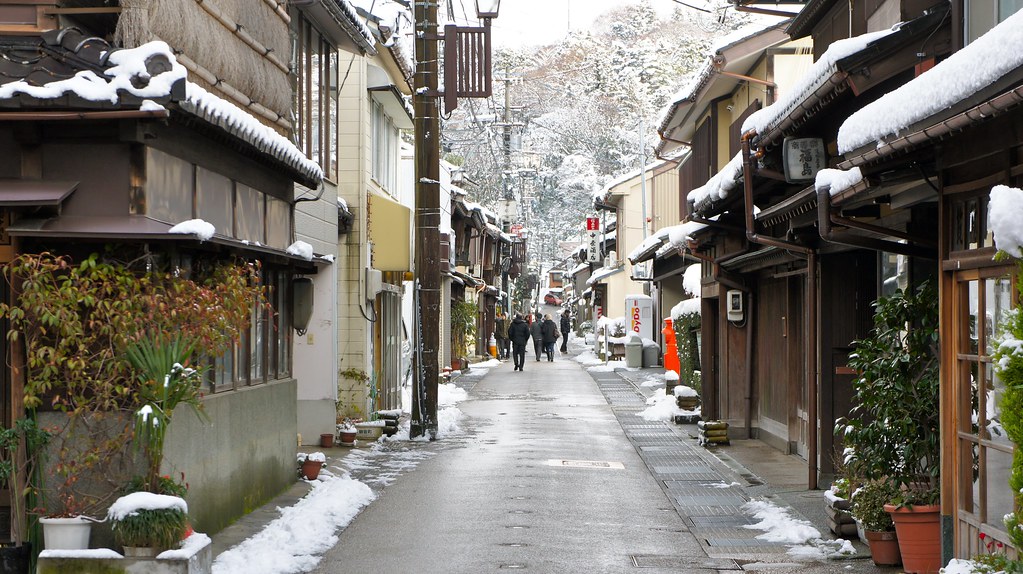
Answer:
[163,380,298,534]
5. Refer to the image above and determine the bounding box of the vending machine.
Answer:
[624,294,653,340]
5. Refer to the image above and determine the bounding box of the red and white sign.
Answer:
[586,217,600,231]
[630,305,642,334]
[595,306,603,321]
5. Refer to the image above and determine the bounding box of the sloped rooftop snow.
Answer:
[837,8,1023,154]
[688,152,744,208]
[742,28,895,137]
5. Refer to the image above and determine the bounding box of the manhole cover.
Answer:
[546,459,625,469]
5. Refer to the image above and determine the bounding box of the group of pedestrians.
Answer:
[495,310,572,371]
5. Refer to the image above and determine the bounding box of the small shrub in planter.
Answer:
[852,480,898,533]
[108,491,189,552]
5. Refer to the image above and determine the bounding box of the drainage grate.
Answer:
[546,459,625,469]
[704,537,789,547]
[630,555,741,569]
[689,515,757,527]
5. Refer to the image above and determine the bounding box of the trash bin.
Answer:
[642,343,660,368]
[625,332,643,368]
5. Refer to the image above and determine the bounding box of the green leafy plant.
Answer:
[0,251,263,517]
[836,282,940,505]
[673,311,701,393]
[451,300,478,357]
[851,480,899,532]
[337,367,371,420]
[108,492,188,551]
[126,333,210,493]
[994,260,1023,559]
[0,418,51,545]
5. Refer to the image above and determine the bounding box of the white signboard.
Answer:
[586,230,600,263]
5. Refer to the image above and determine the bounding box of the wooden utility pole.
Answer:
[411,0,440,439]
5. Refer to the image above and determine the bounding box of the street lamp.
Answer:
[475,0,501,19]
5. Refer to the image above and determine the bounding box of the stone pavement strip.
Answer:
[212,352,899,574]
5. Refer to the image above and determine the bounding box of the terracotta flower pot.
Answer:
[338,430,357,446]
[884,504,941,574]
[864,529,902,566]
[320,433,334,448]
[301,459,322,480]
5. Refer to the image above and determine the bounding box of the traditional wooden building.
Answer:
[0,0,323,537]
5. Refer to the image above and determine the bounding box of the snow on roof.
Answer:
[586,264,625,286]
[349,0,414,77]
[837,9,1023,154]
[596,159,668,198]
[337,0,377,46]
[627,227,670,262]
[169,218,215,241]
[682,263,701,296]
[661,19,788,117]
[688,152,744,208]
[570,261,589,275]
[0,39,185,104]
[814,167,863,196]
[287,240,315,261]
[182,83,323,184]
[990,185,1023,258]
[742,27,896,137]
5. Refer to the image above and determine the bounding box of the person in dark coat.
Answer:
[494,312,508,359]
[559,310,571,354]
[530,313,544,361]
[540,313,558,362]
[507,314,531,371]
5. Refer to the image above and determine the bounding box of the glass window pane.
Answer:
[250,298,265,384]
[146,147,193,224]
[984,447,1015,523]
[195,166,232,236]
[968,199,980,250]
[961,439,979,513]
[328,50,338,181]
[969,280,980,354]
[967,0,996,43]
[278,271,291,378]
[266,197,291,250]
[235,184,265,244]
[986,362,1013,445]
[999,0,1023,22]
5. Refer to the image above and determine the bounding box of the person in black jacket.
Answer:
[541,313,558,362]
[507,314,531,371]
[559,310,571,354]
[530,314,544,361]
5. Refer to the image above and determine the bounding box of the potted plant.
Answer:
[107,490,189,557]
[851,480,902,566]
[0,418,50,571]
[297,452,326,481]
[337,418,358,447]
[837,282,940,573]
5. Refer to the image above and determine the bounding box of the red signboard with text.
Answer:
[586,217,599,231]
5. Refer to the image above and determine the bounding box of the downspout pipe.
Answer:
[741,131,819,490]
[816,185,938,259]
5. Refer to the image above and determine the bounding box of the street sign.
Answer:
[586,230,600,263]
[586,217,599,231]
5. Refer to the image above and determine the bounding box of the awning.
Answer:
[0,180,78,206]
[7,215,318,270]
[368,191,412,272]
[368,64,414,129]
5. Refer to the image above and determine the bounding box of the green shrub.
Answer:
[852,480,899,532]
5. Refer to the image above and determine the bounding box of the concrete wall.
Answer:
[163,380,298,535]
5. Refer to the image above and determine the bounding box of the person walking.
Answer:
[559,310,571,354]
[494,312,508,360]
[541,314,559,362]
[507,313,530,371]
[530,313,544,361]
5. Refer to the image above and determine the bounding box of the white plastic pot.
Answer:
[40,516,93,550]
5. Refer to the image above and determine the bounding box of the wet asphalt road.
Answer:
[310,349,899,574]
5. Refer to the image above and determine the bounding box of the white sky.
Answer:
[479,0,677,48]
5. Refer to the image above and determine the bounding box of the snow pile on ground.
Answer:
[639,393,684,421]
[585,359,626,372]
[211,475,375,574]
[941,558,981,573]
[674,385,698,398]
[742,499,855,560]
